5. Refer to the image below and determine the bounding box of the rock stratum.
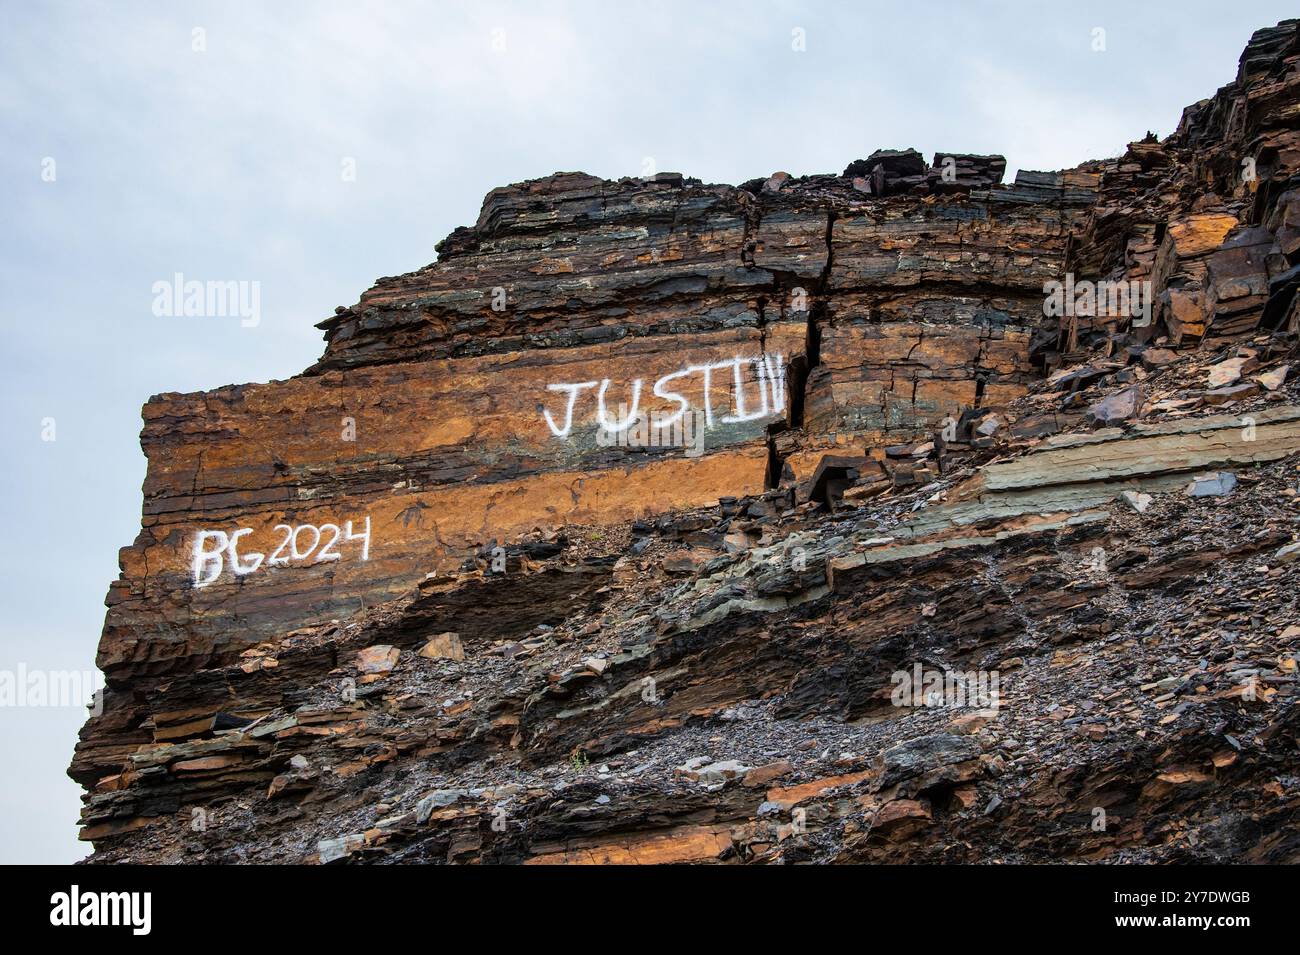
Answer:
[74,22,1300,863]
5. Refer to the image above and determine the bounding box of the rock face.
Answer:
[74,22,1300,864]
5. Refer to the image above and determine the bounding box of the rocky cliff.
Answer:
[74,21,1300,863]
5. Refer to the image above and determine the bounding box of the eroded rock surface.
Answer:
[75,21,1300,864]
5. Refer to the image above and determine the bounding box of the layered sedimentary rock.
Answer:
[1066,19,1300,352]
[75,21,1300,864]
[86,134,1088,714]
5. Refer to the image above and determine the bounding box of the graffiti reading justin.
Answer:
[192,516,371,587]
[541,353,786,438]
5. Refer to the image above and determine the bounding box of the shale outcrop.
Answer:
[74,21,1300,863]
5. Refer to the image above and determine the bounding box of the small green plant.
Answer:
[569,749,589,772]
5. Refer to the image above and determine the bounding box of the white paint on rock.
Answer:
[192,516,371,587]
[541,352,786,438]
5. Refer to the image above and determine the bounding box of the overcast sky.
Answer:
[2,0,1294,864]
